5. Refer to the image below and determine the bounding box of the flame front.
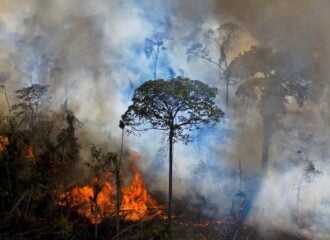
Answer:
[121,167,162,221]
[58,165,163,224]
[61,181,115,224]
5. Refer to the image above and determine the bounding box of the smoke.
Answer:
[0,0,329,238]
[208,1,330,238]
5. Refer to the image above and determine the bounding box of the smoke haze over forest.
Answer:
[0,1,329,239]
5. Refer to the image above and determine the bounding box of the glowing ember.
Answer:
[26,145,34,159]
[58,164,164,224]
[0,135,9,152]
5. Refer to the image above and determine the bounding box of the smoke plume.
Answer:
[0,1,329,238]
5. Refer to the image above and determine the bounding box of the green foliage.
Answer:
[86,144,117,178]
[122,77,224,143]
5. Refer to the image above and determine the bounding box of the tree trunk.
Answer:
[115,128,124,239]
[154,62,157,80]
[243,119,272,219]
[295,177,303,225]
[115,161,121,239]
[3,86,11,116]
[168,126,174,226]
[261,120,271,171]
[225,76,230,107]
[239,160,242,189]
[153,47,159,80]
[94,221,98,239]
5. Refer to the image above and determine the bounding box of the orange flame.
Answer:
[59,181,115,224]
[0,135,9,152]
[58,163,164,224]
[121,166,162,221]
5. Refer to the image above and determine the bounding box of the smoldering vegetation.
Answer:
[0,0,329,239]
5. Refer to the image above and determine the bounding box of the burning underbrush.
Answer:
[0,136,314,240]
[54,157,312,240]
[0,135,316,239]
[57,162,165,224]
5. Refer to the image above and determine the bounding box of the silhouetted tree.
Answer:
[187,23,241,106]
[11,84,50,129]
[144,32,167,80]
[122,77,223,226]
[228,46,313,171]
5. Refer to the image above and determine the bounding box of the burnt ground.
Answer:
[0,212,312,240]
[113,219,311,240]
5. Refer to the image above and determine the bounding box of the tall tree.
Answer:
[228,46,320,172]
[144,32,166,80]
[187,23,240,106]
[115,120,125,239]
[121,77,223,226]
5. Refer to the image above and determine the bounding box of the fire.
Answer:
[121,165,162,221]
[61,181,115,224]
[0,135,9,152]
[58,163,164,224]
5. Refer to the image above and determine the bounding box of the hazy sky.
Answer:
[0,1,329,238]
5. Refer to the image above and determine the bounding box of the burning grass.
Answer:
[57,164,165,224]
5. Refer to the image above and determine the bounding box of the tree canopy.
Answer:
[122,77,224,143]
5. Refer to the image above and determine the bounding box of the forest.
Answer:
[0,1,330,240]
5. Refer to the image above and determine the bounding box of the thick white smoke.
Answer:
[0,1,329,238]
